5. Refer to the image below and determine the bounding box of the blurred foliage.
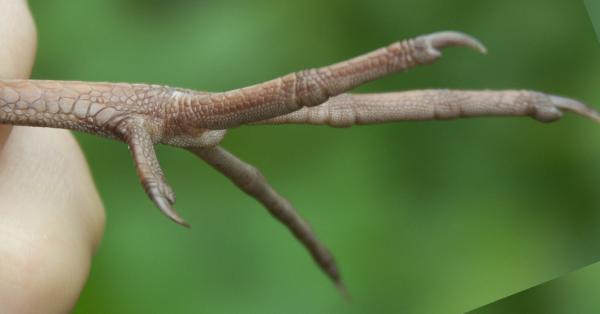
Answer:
[26,0,600,313]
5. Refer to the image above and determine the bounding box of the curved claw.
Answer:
[149,181,189,227]
[550,95,600,123]
[424,31,488,54]
[151,191,190,228]
[410,31,487,65]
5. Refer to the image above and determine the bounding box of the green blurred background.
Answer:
[26,0,600,313]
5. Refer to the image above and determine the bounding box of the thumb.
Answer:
[0,1,106,313]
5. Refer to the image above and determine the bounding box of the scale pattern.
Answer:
[0,80,174,139]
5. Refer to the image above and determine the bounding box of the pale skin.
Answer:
[1,1,599,299]
[0,0,104,313]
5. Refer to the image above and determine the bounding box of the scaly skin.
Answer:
[0,80,171,137]
[0,31,598,293]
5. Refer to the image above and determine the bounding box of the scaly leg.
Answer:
[188,146,345,293]
[252,90,600,126]
[118,118,189,226]
[198,32,487,128]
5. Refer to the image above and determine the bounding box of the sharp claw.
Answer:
[152,193,190,227]
[335,281,351,302]
[549,95,600,123]
[423,31,488,55]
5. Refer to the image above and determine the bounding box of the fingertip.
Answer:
[0,0,37,79]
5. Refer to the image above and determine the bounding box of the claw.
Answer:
[152,194,190,227]
[146,182,189,227]
[424,31,488,54]
[550,95,600,123]
[144,175,185,226]
[411,31,487,65]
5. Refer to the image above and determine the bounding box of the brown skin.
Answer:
[0,0,104,313]
[0,7,598,292]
